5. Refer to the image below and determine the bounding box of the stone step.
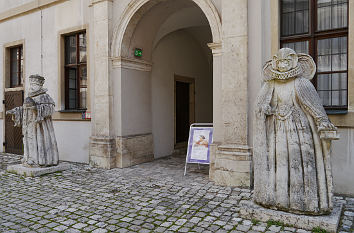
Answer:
[216,151,252,161]
[217,150,251,156]
[217,144,252,153]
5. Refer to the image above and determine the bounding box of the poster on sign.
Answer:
[186,127,213,164]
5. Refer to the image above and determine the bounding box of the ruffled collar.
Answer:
[264,66,302,81]
[28,88,48,97]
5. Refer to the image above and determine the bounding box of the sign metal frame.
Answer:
[184,123,213,176]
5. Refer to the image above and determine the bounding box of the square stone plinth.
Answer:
[7,163,70,177]
[239,200,343,233]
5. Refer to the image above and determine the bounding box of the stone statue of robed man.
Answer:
[7,75,59,167]
[253,48,339,215]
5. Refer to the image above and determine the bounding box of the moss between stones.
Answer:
[311,226,329,233]
[266,219,294,231]
[251,218,260,225]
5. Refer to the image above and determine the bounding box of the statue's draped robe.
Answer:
[253,77,333,215]
[11,90,59,166]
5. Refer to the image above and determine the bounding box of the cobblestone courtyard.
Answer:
[0,153,353,233]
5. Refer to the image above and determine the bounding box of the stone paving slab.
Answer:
[0,153,353,233]
[7,162,71,177]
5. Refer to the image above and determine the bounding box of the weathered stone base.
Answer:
[89,136,116,169]
[7,163,70,177]
[209,144,252,187]
[90,134,154,169]
[239,200,343,233]
[116,134,154,168]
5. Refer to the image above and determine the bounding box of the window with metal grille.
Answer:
[280,0,348,110]
[9,45,23,88]
[64,31,87,110]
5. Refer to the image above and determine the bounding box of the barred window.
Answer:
[280,0,348,110]
[64,32,87,110]
[9,45,23,88]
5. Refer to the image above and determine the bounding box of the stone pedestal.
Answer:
[7,163,70,177]
[239,200,343,233]
[209,144,252,187]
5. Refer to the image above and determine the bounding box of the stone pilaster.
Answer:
[210,0,252,187]
[221,0,248,144]
[208,42,223,143]
[89,0,116,168]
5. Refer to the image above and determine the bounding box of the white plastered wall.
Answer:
[152,29,212,158]
[0,0,91,162]
[331,128,354,195]
[0,0,33,12]
[121,68,152,136]
[54,121,91,163]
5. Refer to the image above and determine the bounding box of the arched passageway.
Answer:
[110,0,221,165]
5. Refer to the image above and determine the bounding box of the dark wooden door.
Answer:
[176,81,190,144]
[4,91,24,155]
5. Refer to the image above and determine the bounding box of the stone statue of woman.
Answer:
[6,74,59,167]
[253,48,339,215]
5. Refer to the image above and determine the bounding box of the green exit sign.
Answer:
[134,48,142,57]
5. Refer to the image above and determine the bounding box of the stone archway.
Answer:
[110,0,222,58]
[99,0,224,169]
[89,0,223,168]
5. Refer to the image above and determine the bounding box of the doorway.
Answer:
[4,90,24,154]
[175,75,195,148]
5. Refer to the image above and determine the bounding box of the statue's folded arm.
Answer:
[295,77,329,126]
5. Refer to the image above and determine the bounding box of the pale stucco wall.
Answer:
[53,121,91,163]
[331,127,354,195]
[120,68,152,136]
[151,29,212,158]
[0,0,34,13]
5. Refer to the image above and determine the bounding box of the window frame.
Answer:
[64,31,87,110]
[9,45,23,88]
[280,0,349,110]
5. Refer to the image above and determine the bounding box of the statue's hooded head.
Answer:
[29,75,45,93]
[263,48,316,81]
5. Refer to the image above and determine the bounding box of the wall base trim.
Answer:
[116,133,154,168]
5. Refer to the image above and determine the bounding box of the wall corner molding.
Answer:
[89,0,113,7]
[111,56,152,72]
[207,42,222,56]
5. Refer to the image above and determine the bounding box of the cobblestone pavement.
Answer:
[0,153,353,233]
